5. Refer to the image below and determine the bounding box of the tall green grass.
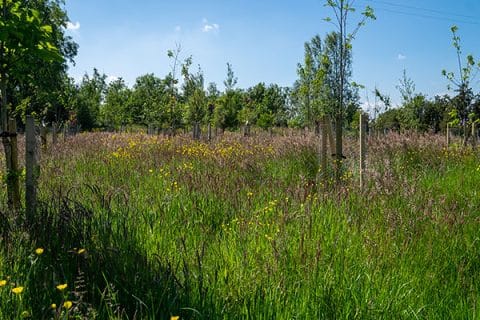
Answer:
[0,131,479,319]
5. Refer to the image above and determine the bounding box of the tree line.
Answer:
[2,0,479,137]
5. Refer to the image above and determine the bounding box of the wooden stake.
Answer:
[359,113,368,190]
[52,122,57,145]
[472,122,477,148]
[26,116,39,221]
[320,116,328,185]
[446,123,450,147]
[40,125,47,150]
[207,123,212,141]
[7,118,21,211]
[325,116,335,156]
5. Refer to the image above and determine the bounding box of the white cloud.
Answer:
[202,19,219,33]
[174,25,182,32]
[397,53,407,61]
[66,21,81,31]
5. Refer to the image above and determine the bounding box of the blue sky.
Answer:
[64,0,480,106]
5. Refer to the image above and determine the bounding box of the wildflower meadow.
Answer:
[0,130,479,319]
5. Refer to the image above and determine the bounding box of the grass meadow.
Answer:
[0,131,479,319]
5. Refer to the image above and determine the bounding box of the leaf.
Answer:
[40,25,53,34]
[363,6,376,20]
[467,55,475,66]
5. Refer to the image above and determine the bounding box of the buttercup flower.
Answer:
[35,248,44,255]
[56,283,68,291]
[12,286,24,294]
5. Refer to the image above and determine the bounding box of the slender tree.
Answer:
[442,26,480,145]
[324,0,375,180]
[0,0,62,210]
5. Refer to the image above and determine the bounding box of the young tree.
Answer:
[215,63,243,130]
[323,32,360,127]
[166,45,184,134]
[9,0,78,124]
[127,73,168,127]
[76,68,107,130]
[0,0,63,209]
[294,35,328,129]
[442,26,480,145]
[102,78,131,129]
[182,61,207,138]
[324,0,375,179]
[224,62,238,92]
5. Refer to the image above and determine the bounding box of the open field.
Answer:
[0,131,479,319]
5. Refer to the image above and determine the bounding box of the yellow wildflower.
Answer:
[63,301,73,309]
[51,303,57,309]
[0,280,6,287]
[35,248,44,255]
[56,283,67,291]
[12,286,24,294]
[77,248,86,254]
[171,316,180,320]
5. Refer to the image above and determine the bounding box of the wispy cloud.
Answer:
[397,53,407,61]
[66,21,81,31]
[202,18,219,33]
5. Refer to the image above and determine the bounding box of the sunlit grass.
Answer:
[0,131,479,319]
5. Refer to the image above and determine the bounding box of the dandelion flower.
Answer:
[63,301,73,309]
[171,316,180,320]
[0,280,7,287]
[56,283,67,291]
[77,248,86,254]
[35,248,44,255]
[12,286,24,294]
[50,303,57,309]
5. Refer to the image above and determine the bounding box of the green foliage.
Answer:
[223,62,238,92]
[182,60,207,125]
[293,32,360,128]
[102,78,131,129]
[127,73,169,126]
[76,69,107,130]
[214,89,243,129]
[241,83,289,129]
[442,26,480,130]
[1,0,77,123]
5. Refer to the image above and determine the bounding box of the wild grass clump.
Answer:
[0,130,479,319]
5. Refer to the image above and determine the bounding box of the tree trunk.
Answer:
[335,0,345,183]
